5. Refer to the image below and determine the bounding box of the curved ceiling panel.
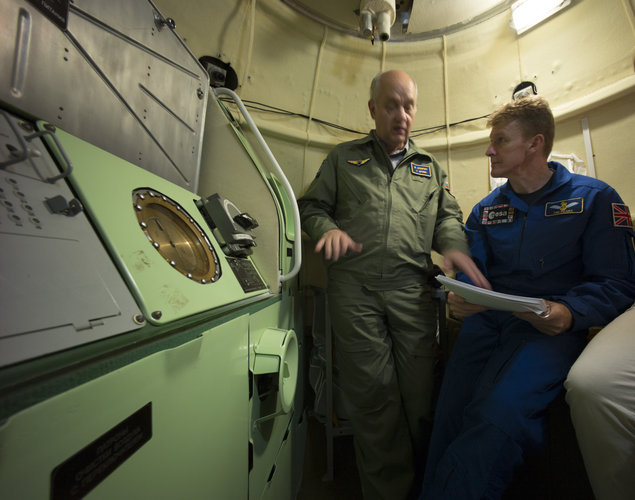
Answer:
[281,0,513,40]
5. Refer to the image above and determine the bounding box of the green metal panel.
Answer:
[44,125,270,325]
[0,314,251,499]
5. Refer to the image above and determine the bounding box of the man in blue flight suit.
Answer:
[421,95,635,499]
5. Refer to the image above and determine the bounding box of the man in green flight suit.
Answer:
[298,69,489,499]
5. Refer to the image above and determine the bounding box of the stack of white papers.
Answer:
[436,276,547,314]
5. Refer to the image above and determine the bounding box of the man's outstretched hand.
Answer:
[315,228,363,261]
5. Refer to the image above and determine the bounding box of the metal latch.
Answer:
[44,195,83,216]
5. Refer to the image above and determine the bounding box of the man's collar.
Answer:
[370,130,409,155]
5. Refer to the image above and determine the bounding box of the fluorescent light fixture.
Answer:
[511,0,571,35]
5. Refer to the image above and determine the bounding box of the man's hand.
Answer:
[441,249,492,290]
[514,301,573,336]
[448,291,488,319]
[315,228,363,261]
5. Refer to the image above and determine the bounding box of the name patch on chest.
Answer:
[545,198,583,216]
[410,163,431,178]
[481,204,515,225]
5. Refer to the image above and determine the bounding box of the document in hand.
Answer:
[436,276,548,314]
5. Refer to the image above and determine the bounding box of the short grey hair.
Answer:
[370,73,382,102]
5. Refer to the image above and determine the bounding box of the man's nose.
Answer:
[485,144,495,156]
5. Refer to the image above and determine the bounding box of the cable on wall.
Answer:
[218,97,488,137]
[304,25,329,187]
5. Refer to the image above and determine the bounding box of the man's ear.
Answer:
[368,99,376,119]
[529,134,545,154]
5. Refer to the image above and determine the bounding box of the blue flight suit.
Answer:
[422,162,635,499]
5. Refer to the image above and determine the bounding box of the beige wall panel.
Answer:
[552,118,586,157]
[445,14,520,135]
[236,1,323,112]
[151,1,245,60]
[518,0,635,105]
[580,94,635,208]
[308,37,379,134]
[444,145,491,218]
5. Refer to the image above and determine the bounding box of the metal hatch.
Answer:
[0,0,208,192]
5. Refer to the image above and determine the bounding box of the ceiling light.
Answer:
[511,0,571,35]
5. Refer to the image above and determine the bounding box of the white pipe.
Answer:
[304,26,328,187]
[213,87,302,286]
[442,35,452,188]
[359,10,373,38]
[359,0,396,41]
[376,10,392,41]
[240,0,257,90]
[580,117,597,178]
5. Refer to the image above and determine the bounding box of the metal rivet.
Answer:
[151,311,162,320]
[133,314,145,325]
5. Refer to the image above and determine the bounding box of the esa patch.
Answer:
[410,163,431,178]
[347,158,370,167]
[481,204,515,225]
[545,198,583,216]
[612,203,633,228]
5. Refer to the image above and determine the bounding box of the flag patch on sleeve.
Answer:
[612,203,633,228]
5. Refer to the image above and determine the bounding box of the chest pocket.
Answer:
[338,172,367,205]
[529,213,586,273]
[335,166,385,236]
[411,186,439,254]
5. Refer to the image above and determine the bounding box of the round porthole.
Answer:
[133,188,221,283]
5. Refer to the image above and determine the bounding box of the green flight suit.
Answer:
[298,132,469,500]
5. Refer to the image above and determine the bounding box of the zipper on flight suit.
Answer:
[518,212,528,264]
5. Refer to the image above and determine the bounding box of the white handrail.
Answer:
[213,87,302,286]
